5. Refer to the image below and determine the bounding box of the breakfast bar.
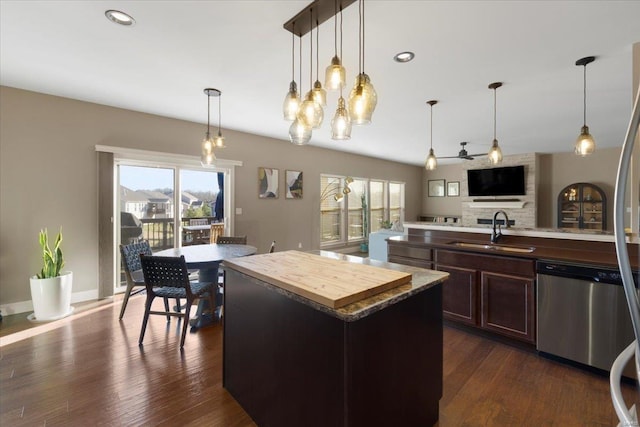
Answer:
[222,250,449,427]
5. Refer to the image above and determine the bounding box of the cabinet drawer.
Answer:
[388,244,433,261]
[436,249,534,278]
[388,255,434,270]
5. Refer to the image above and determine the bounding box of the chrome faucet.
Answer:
[491,210,510,244]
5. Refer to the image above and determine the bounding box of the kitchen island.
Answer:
[222,250,449,427]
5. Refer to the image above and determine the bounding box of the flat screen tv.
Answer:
[467,165,525,197]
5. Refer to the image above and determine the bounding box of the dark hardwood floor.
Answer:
[1,294,638,426]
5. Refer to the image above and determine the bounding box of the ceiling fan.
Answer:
[437,142,486,160]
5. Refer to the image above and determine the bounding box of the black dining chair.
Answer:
[138,255,215,349]
[119,241,178,321]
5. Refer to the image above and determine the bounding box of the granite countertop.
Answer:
[223,250,448,322]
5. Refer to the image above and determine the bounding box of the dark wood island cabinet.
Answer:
[222,250,449,427]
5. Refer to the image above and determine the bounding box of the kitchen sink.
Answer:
[448,241,535,253]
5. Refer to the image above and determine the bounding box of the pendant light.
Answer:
[348,0,377,125]
[213,89,226,148]
[297,9,324,129]
[283,25,301,121]
[487,82,503,164]
[331,7,351,140]
[425,100,438,171]
[575,56,596,156]
[325,0,346,91]
[289,24,312,145]
[201,88,220,166]
[312,20,327,107]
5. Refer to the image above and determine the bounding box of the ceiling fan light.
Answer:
[575,125,596,156]
[348,73,377,125]
[325,56,346,90]
[331,97,351,140]
[298,91,324,129]
[289,118,312,145]
[488,139,503,164]
[283,81,301,121]
[425,148,438,170]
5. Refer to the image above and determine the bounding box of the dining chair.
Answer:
[119,241,176,321]
[216,235,247,245]
[138,255,215,349]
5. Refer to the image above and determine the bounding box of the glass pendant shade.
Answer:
[283,81,301,121]
[298,91,324,129]
[325,56,346,90]
[575,125,596,156]
[348,73,377,125]
[289,118,312,145]
[488,139,503,164]
[425,148,438,170]
[331,97,352,140]
[312,80,327,107]
[213,131,226,149]
[201,134,216,166]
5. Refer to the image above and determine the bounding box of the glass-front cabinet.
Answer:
[557,183,606,230]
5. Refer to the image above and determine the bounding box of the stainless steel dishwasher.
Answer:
[537,260,637,376]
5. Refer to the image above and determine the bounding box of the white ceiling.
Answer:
[1,1,639,166]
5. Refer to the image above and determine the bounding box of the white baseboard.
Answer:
[0,289,99,316]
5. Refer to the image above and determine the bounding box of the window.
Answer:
[320,175,343,243]
[369,180,386,233]
[320,175,404,246]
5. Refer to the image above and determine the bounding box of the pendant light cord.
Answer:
[299,29,302,91]
[339,5,344,97]
[217,93,222,135]
[206,93,211,136]
[493,87,497,140]
[430,104,433,149]
[358,0,362,74]
[291,23,295,82]
[316,19,320,81]
[362,0,365,73]
[309,9,313,89]
[583,64,587,127]
[333,0,338,57]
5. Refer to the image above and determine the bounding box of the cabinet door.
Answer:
[437,264,477,326]
[480,272,535,343]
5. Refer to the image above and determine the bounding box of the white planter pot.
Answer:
[29,271,73,321]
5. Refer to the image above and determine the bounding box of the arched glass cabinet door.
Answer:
[557,182,606,230]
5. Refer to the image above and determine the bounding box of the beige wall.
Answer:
[0,86,423,309]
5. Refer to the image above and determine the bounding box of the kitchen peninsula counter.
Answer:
[222,250,448,427]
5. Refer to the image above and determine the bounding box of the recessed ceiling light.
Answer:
[393,51,415,63]
[105,10,135,26]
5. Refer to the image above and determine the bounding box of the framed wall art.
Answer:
[285,170,303,199]
[258,167,278,198]
[428,179,445,197]
[447,181,460,197]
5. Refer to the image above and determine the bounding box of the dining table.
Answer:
[154,243,257,328]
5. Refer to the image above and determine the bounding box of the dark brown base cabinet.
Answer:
[389,243,536,345]
[223,268,444,427]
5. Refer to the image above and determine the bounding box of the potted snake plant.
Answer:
[29,228,73,321]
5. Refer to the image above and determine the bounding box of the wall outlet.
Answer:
[235,207,242,215]
[298,242,302,249]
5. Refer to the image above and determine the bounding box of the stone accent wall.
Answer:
[460,153,537,228]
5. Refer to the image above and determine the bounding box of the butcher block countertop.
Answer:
[223,250,448,321]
